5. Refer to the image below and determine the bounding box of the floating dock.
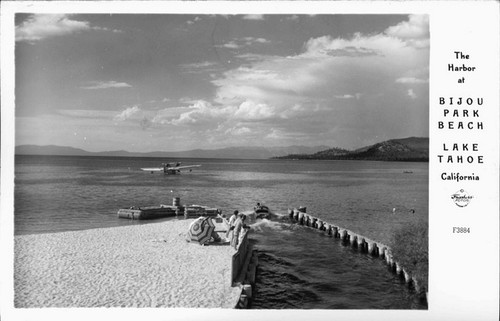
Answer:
[117,197,221,220]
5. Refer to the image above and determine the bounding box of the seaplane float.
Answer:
[141,162,201,175]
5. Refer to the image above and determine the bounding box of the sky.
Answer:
[15,14,429,152]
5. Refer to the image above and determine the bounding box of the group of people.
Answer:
[226,210,250,249]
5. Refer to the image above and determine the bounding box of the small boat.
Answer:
[254,203,271,219]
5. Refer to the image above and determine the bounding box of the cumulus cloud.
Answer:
[129,15,428,147]
[81,81,132,90]
[234,101,276,121]
[213,15,428,108]
[396,77,428,84]
[225,126,251,136]
[150,98,282,130]
[217,37,271,49]
[155,100,233,126]
[266,128,288,140]
[205,14,429,144]
[219,41,241,49]
[114,106,142,121]
[16,14,118,43]
[386,14,429,39]
[303,33,405,58]
[244,37,270,44]
[385,14,429,48]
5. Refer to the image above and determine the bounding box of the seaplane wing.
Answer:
[141,167,164,172]
[172,165,201,170]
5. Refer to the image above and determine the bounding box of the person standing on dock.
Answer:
[226,210,238,238]
[231,213,249,250]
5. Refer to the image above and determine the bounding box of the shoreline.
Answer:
[14,219,242,308]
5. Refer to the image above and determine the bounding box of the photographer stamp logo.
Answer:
[451,189,474,207]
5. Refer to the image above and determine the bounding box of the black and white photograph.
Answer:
[1,1,498,321]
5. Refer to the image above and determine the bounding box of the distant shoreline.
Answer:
[14,137,429,160]
[15,153,429,163]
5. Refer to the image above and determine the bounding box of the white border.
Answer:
[1,1,499,321]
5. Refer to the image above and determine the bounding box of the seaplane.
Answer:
[141,162,201,175]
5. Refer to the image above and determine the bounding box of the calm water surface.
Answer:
[14,155,428,309]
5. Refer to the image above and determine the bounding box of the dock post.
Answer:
[370,242,379,257]
[332,226,339,238]
[340,229,348,242]
[359,238,367,253]
[402,269,412,284]
[385,250,392,265]
[298,212,304,225]
[380,247,387,259]
[367,241,379,256]
[350,234,358,248]
[305,215,310,227]
[395,262,403,277]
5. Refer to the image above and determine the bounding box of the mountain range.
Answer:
[14,144,330,160]
[15,137,429,161]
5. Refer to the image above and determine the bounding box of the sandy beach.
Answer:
[14,219,242,308]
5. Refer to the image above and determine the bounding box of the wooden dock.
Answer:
[117,197,221,220]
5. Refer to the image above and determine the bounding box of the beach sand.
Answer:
[14,219,242,308]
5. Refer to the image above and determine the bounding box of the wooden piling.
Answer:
[370,242,379,257]
[298,212,304,225]
[413,279,420,292]
[326,224,332,236]
[350,234,358,248]
[395,262,402,276]
[332,226,339,238]
[288,207,426,303]
[380,247,387,259]
[359,238,367,253]
[402,269,411,284]
[340,229,348,242]
[385,250,392,265]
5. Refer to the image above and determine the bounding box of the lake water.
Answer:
[14,155,428,309]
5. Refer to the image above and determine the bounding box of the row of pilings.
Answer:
[288,208,427,304]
